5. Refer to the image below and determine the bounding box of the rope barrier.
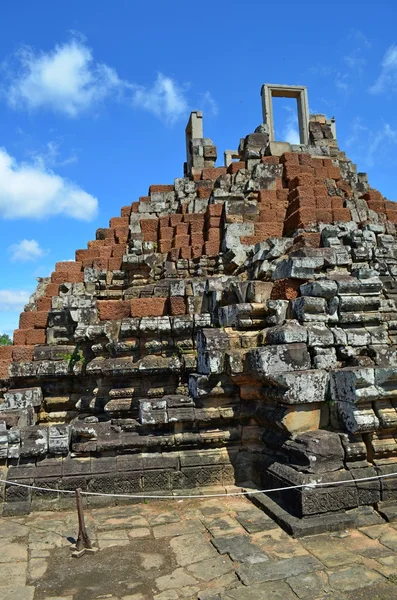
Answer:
[1,469,397,500]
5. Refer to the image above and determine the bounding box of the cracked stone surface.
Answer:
[0,496,396,599]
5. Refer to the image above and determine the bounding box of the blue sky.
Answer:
[1,0,396,337]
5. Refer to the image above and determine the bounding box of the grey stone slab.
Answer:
[327,565,384,591]
[224,580,298,600]
[186,555,234,581]
[344,582,397,599]
[0,588,35,600]
[236,509,277,533]
[237,555,323,585]
[287,571,329,599]
[170,533,218,566]
[212,534,269,564]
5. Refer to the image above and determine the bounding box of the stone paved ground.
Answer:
[1,495,397,600]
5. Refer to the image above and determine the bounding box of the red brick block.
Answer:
[149,184,174,193]
[316,197,331,210]
[159,240,172,253]
[313,185,328,198]
[159,216,169,228]
[108,257,123,270]
[175,223,189,235]
[159,227,174,241]
[283,166,301,181]
[45,283,59,298]
[132,203,139,213]
[299,153,314,167]
[201,167,227,181]
[261,156,280,164]
[121,205,132,218]
[111,245,125,258]
[258,190,277,203]
[0,360,9,379]
[168,296,186,316]
[140,219,158,242]
[33,311,48,329]
[96,227,115,240]
[190,233,204,246]
[316,209,333,223]
[97,246,112,259]
[12,346,34,362]
[206,216,221,228]
[289,174,314,190]
[204,241,220,256]
[183,214,205,224]
[327,167,341,180]
[367,200,386,212]
[322,158,333,168]
[331,197,344,210]
[281,152,299,165]
[333,208,352,221]
[173,234,190,248]
[55,261,83,274]
[191,244,203,259]
[13,329,27,345]
[276,189,289,203]
[75,249,99,262]
[130,297,167,317]
[180,246,192,260]
[25,329,46,345]
[139,196,150,203]
[208,203,223,217]
[385,200,397,210]
[363,190,383,203]
[170,214,184,226]
[271,278,303,300]
[189,221,204,234]
[37,297,52,311]
[19,312,35,329]
[314,166,329,180]
[206,229,221,243]
[293,232,321,248]
[88,240,106,249]
[197,187,212,199]
[0,346,12,360]
[227,161,246,174]
[255,222,284,238]
[98,300,130,321]
[114,227,129,244]
[109,216,129,229]
[386,210,397,224]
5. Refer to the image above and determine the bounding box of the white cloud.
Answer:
[0,289,30,311]
[370,45,397,94]
[201,91,218,117]
[31,141,78,169]
[8,239,48,262]
[132,73,189,125]
[0,147,98,220]
[344,117,397,167]
[6,37,122,117]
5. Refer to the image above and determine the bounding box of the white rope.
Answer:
[1,469,396,500]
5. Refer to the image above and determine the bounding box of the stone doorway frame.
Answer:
[261,84,309,145]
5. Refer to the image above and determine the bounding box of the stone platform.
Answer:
[1,495,397,599]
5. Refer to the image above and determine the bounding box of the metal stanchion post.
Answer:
[71,488,98,558]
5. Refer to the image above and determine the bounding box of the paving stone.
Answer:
[186,556,234,581]
[236,509,277,533]
[300,534,360,567]
[170,533,218,566]
[287,570,329,599]
[154,592,179,600]
[27,557,48,582]
[211,534,269,564]
[224,580,298,600]
[359,525,391,540]
[128,528,151,538]
[204,516,244,536]
[344,583,397,599]
[0,521,29,540]
[97,515,149,531]
[0,562,27,587]
[97,529,130,548]
[0,542,27,563]
[378,529,397,551]
[139,552,165,570]
[153,519,204,539]
[0,588,35,600]
[327,565,384,591]
[147,512,181,526]
[179,585,200,597]
[237,555,323,585]
[155,568,198,591]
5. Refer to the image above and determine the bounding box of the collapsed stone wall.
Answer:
[1,106,397,524]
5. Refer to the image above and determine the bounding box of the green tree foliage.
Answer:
[0,333,12,346]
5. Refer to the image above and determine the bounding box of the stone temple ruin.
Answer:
[2,83,397,534]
